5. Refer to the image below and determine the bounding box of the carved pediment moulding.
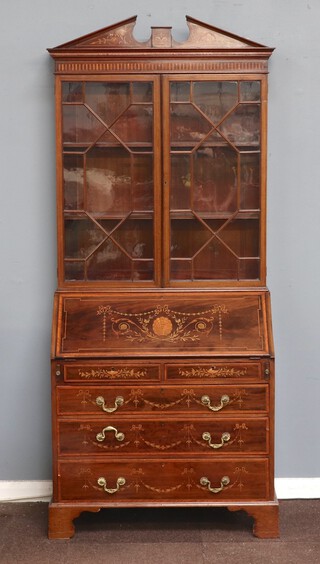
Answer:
[48,15,273,54]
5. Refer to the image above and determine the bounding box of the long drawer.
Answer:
[57,384,268,415]
[57,458,269,502]
[57,417,268,455]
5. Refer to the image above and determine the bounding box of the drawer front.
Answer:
[62,363,161,383]
[166,362,263,382]
[58,458,269,501]
[58,418,268,455]
[57,385,268,415]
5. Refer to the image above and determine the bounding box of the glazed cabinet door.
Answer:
[57,76,161,286]
[163,75,267,286]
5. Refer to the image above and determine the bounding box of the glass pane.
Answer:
[62,82,83,103]
[63,105,105,144]
[86,239,132,280]
[62,80,156,284]
[170,104,211,144]
[170,82,190,102]
[64,217,106,259]
[86,147,131,214]
[193,147,238,212]
[240,81,260,101]
[85,82,130,126]
[171,259,192,280]
[239,258,260,279]
[171,219,212,258]
[201,130,229,147]
[111,105,153,144]
[240,153,260,209]
[220,104,260,147]
[96,130,122,147]
[203,219,228,233]
[193,239,238,279]
[218,219,260,257]
[171,155,191,210]
[132,82,152,103]
[133,261,154,281]
[132,155,153,210]
[63,155,84,210]
[193,81,238,124]
[112,219,154,259]
[64,261,85,281]
[96,219,121,234]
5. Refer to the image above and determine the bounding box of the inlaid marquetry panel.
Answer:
[55,292,269,357]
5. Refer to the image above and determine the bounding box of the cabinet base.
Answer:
[228,500,279,538]
[48,504,101,539]
[48,499,279,540]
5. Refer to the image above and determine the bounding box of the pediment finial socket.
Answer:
[151,27,172,48]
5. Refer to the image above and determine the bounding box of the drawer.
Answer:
[166,362,264,382]
[57,384,268,415]
[61,362,161,383]
[58,418,268,455]
[57,458,269,502]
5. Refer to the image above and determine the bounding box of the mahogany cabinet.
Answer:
[48,16,278,539]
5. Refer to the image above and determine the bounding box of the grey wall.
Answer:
[0,0,319,480]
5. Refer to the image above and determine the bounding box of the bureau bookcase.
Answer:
[48,16,278,539]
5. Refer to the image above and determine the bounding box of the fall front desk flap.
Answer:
[52,291,272,358]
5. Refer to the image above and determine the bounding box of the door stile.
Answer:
[152,75,163,287]
[259,75,268,286]
[162,76,171,287]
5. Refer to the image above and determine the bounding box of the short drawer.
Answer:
[61,362,161,383]
[57,384,268,415]
[166,362,263,382]
[58,417,268,456]
[57,458,269,502]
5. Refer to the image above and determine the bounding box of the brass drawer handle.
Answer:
[96,426,125,443]
[201,394,230,412]
[96,395,124,413]
[202,431,231,449]
[200,475,230,494]
[97,476,126,494]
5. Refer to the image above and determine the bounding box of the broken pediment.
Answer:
[49,15,272,52]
